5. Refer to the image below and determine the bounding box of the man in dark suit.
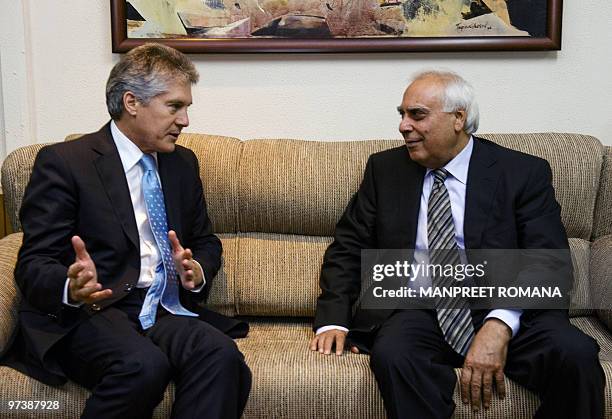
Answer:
[310,70,604,418]
[10,43,251,418]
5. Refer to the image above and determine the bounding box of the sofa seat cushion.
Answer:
[236,320,386,418]
[0,316,609,418]
[238,317,612,418]
[0,366,174,418]
[569,317,612,419]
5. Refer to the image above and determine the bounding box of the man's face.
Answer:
[398,77,468,169]
[130,80,192,154]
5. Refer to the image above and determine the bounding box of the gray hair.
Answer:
[106,43,199,120]
[410,70,480,135]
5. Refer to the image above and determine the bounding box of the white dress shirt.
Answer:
[317,137,522,337]
[63,121,203,306]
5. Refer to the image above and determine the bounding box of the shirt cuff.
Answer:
[316,325,349,335]
[188,260,206,293]
[62,278,83,307]
[485,309,522,338]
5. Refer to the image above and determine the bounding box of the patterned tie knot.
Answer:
[432,168,449,185]
[139,154,156,173]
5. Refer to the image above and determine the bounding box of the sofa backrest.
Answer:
[225,134,607,319]
[1,133,610,319]
[1,144,50,234]
[593,146,612,239]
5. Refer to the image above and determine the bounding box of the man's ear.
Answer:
[454,109,467,133]
[123,91,139,117]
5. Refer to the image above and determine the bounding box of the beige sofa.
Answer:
[1,132,611,418]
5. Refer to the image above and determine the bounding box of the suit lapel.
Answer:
[400,161,425,249]
[464,137,499,249]
[384,148,424,249]
[158,153,182,237]
[92,124,140,249]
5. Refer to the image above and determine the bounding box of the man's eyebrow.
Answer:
[397,105,430,113]
[167,99,192,106]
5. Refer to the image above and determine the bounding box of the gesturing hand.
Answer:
[460,319,511,412]
[67,236,112,304]
[168,230,203,290]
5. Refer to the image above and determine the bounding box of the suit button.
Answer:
[91,303,101,312]
[124,284,133,292]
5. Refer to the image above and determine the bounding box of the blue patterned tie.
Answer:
[428,168,474,355]
[138,154,198,329]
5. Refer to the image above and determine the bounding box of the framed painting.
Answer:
[110,0,562,53]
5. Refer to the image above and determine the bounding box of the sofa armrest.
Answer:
[590,233,612,332]
[0,233,23,355]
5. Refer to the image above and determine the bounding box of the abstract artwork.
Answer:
[111,0,562,53]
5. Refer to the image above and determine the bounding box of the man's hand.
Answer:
[460,319,511,412]
[169,230,203,290]
[67,236,112,304]
[310,329,347,355]
[309,330,360,356]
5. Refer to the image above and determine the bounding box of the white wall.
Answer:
[1,0,611,164]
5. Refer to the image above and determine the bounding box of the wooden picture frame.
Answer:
[111,0,562,53]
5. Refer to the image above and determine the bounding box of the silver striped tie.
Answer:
[427,168,474,355]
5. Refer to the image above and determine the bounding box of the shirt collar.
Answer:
[110,120,157,172]
[426,136,473,185]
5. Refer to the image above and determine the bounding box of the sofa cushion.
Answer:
[480,133,603,241]
[590,234,612,331]
[236,135,602,241]
[569,238,593,317]
[1,317,608,418]
[592,146,612,240]
[235,233,331,317]
[2,134,604,242]
[570,317,612,419]
[0,232,237,348]
[63,133,243,234]
[231,234,594,318]
[0,233,21,355]
[237,139,402,236]
[206,234,238,316]
[177,134,242,234]
[1,144,52,232]
[237,317,612,418]
[0,366,174,418]
[0,232,221,416]
[572,316,612,362]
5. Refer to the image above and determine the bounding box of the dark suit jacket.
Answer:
[313,136,572,348]
[7,123,246,385]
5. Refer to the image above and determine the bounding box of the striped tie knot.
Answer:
[432,168,449,185]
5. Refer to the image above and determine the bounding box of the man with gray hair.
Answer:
[9,43,251,418]
[310,70,604,418]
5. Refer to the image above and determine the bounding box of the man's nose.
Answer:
[399,116,413,133]
[176,110,189,127]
